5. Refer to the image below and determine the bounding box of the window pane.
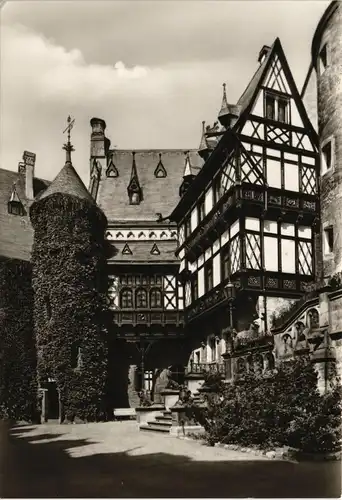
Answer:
[264,236,278,271]
[278,99,288,123]
[281,239,296,273]
[284,162,299,191]
[266,94,275,120]
[266,158,281,188]
[136,289,147,308]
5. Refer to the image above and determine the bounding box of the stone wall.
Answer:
[316,2,342,277]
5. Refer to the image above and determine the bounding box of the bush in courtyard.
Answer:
[189,356,341,453]
[0,257,38,422]
[30,193,109,422]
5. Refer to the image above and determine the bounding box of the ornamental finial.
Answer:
[62,115,75,164]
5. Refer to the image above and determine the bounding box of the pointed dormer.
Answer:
[179,152,195,197]
[218,83,241,129]
[198,121,211,161]
[8,183,25,215]
[127,152,142,205]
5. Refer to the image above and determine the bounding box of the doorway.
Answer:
[47,381,59,420]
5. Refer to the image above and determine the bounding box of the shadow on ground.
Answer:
[1,424,341,498]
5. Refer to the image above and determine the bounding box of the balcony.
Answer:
[185,361,226,377]
[112,310,184,327]
[233,329,274,352]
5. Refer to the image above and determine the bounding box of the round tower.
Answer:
[312,1,342,278]
[30,136,109,423]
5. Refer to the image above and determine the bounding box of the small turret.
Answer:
[218,83,241,129]
[179,152,195,197]
[198,121,211,161]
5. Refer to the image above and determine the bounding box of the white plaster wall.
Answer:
[281,239,296,273]
[264,236,278,271]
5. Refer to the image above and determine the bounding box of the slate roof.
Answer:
[0,168,49,261]
[96,149,203,223]
[108,240,178,263]
[39,162,94,203]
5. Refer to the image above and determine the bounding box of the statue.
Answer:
[153,367,172,404]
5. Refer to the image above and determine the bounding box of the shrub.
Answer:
[0,257,38,422]
[30,193,109,422]
[189,357,341,453]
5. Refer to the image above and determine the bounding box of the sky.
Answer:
[0,0,329,186]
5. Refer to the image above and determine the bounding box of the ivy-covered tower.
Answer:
[30,119,109,423]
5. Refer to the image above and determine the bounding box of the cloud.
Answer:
[0,23,234,183]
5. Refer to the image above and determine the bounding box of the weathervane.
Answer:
[63,115,75,163]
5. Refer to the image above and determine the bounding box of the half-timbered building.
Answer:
[88,118,204,405]
[169,38,321,388]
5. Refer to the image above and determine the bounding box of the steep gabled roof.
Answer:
[38,163,94,203]
[0,168,50,261]
[96,149,203,223]
[169,37,319,221]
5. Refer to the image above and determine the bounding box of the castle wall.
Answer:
[314,2,342,278]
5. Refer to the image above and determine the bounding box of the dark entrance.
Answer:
[47,381,59,420]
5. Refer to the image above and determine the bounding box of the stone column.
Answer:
[40,388,48,423]
[128,364,140,408]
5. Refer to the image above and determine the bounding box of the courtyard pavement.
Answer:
[1,420,341,498]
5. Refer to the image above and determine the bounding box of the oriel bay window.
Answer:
[244,218,313,276]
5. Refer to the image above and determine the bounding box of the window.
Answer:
[213,175,221,205]
[191,274,198,302]
[221,245,230,281]
[136,288,147,309]
[321,140,333,174]
[265,92,289,123]
[120,288,133,309]
[8,201,24,216]
[278,99,288,123]
[319,44,328,74]
[324,226,334,254]
[198,197,205,222]
[150,288,162,308]
[204,261,213,292]
[184,217,191,239]
[266,94,275,120]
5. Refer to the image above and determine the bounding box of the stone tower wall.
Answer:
[314,2,342,278]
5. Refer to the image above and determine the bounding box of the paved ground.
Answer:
[1,420,341,498]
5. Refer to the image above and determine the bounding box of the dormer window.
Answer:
[8,201,25,216]
[130,192,140,205]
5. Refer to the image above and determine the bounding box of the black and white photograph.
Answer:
[0,0,341,498]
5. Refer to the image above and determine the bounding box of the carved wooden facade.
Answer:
[171,39,320,340]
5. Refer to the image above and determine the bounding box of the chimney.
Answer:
[90,117,107,158]
[258,45,271,64]
[22,151,36,200]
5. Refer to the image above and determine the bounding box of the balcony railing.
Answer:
[185,361,226,376]
[112,310,184,327]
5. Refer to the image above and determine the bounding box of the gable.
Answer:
[240,39,317,152]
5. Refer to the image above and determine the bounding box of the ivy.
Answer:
[0,257,38,422]
[30,193,109,423]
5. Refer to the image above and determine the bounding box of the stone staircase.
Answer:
[140,409,173,433]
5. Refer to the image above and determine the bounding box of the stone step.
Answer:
[155,415,172,423]
[148,419,172,427]
[140,423,170,433]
